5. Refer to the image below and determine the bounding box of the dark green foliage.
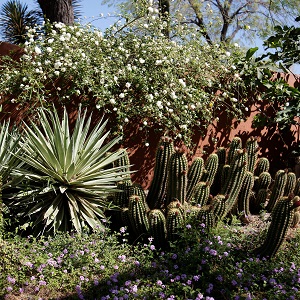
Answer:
[266,170,287,212]
[148,209,167,247]
[146,137,175,209]
[200,153,219,187]
[254,196,295,258]
[186,157,204,201]
[254,157,270,176]
[166,148,188,205]
[284,172,296,196]
[166,207,184,242]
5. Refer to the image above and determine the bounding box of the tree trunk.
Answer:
[38,0,74,25]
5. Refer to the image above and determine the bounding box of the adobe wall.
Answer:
[1,42,299,188]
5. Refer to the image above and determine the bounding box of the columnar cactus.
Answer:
[114,180,132,207]
[166,208,184,242]
[128,195,149,238]
[254,171,272,193]
[211,147,226,195]
[246,137,258,173]
[146,137,175,209]
[284,172,296,197]
[227,137,242,165]
[196,205,215,230]
[148,209,167,247]
[211,194,227,222]
[237,171,254,218]
[166,148,188,205]
[186,157,204,202]
[191,181,210,207]
[251,188,269,214]
[200,153,219,187]
[115,148,131,179]
[266,169,287,212]
[254,157,270,176]
[254,195,297,258]
[294,178,300,196]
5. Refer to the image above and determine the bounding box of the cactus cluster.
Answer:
[110,136,300,257]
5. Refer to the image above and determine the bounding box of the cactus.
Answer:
[227,137,242,165]
[246,137,258,173]
[237,171,254,217]
[211,194,227,222]
[191,181,210,207]
[220,164,230,189]
[196,205,215,230]
[250,188,269,214]
[113,180,132,207]
[166,208,184,242]
[210,147,226,195]
[284,172,296,197]
[294,178,300,196]
[266,169,287,212]
[148,209,167,247]
[254,195,296,258]
[254,157,270,176]
[200,153,219,187]
[166,148,188,205]
[222,149,248,216]
[129,183,149,211]
[291,202,300,228]
[253,171,272,193]
[128,195,149,238]
[146,137,175,209]
[115,148,131,179]
[186,157,204,202]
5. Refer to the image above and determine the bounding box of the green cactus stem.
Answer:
[254,157,270,176]
[254,172,272,193]
[254,195,295,258]
[191,181,210,207]
[113,180,132,208]
[128,195,149,238]
[227,137,242,165]
[129,184,149,211]
[166,208,184,242]
[246,137,259,173]
[147,137,175,209]
[166,148,188,205]
[186,157,204,202]
[200,153,219,187]
[196,205,215,230]
[266,169,287,212]
[294,178,300,196]
[284,172,296,197]
[220,164,230,189]
[210,147,226,195]
[237,171,254,218]
[148,209,167,248]
[211,194,227,222]
[222,149,248,216]
[115,148,131,179]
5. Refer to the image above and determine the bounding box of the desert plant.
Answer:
[10,106,131,235]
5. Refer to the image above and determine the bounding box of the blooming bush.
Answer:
[0,13,253,146]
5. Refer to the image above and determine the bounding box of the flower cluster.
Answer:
[0,14,251,146]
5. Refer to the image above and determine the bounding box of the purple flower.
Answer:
[6,286,13,292]
[206,283,213,294]
[94,279,99,286]
[157,280,163,286]
[114,265,119,270]
[193,275,200,281]
[232,280,237,286]
[131,285,138,293]
[150,245,156,250]
[134,261,140,266]
[120,227,126,233]
[186,224,192,229]
[80,276,85,281]
[186,280,192,285]
[39,280,47,286]
[100,265,105,270]
[216,275,223,282]
[7,276,16,284]
[172,253,177,260]
[209,249,217,256]
[118,255,126,262]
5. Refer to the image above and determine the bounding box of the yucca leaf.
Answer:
[68,200,81,233]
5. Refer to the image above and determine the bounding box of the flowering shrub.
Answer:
[0,13,252,146]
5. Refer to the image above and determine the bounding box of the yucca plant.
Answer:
[11,106,131,235]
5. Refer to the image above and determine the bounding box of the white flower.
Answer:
[157,101,163,109]
[54,61,62,69]
[46,47,53,53]
[119,93,125,98]
[245,107,249,111]
[125,82,131,88]
[48,38,54,44]
[169,108,173,113]
[148,7,154,13]
[145,142,149,147]
[178,79,186,87]
[124,118,129,122]
[139,58,145,64]
[110,98,116,104]
[190,104,196,110]
[286,102,290,107]
[231,97,238,102]
[54,70,60,76]
[170,91,177,99]
[225,51,231,57]
[59,36,65,42]
[34,46,41,55]
[96,103,101,109]
[143,121,147,126]
[155,60,162,65]
[234,43,239,48]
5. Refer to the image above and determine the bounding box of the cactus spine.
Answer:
[211,194,227,222]
[114,180,132,207]
[186,157,204,201]
[192,181,210,207]
[128,195,149,238]
[246,137,258,173]
[266,170,287,212]
[254,196,295,258]
[166,208,184,242]
[148,209,167,247]
[200,153,219,187]
[284,172,296,196]
[115,148,131,179]
[166,148,188,205]
[254,157,270,176]
[254,172,272,193]
[237,171,254,217]
[146,137,175,209]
